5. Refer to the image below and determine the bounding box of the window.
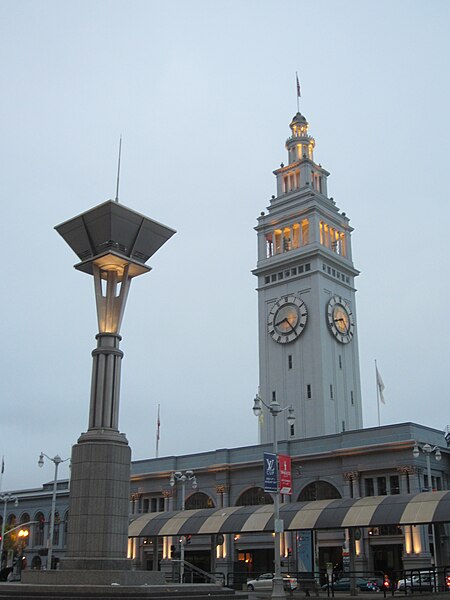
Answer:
[265,219,309,258]
[272,391,276,402]
[377,476,387,495]
[185,492,214,510]
[390,475,400,495]
[290,423,295,436]
[265,276,270,284]
[305,263,311,271]
[288,355,293,369]
[330,384,333,399]
[319,221,346,256]
[35,512,45,546]
[365,478,374,497]
[298,481,341,502]
[339,355,342,369]
[351,391,354,405]
[307,384,312,399]
[236,487,273,506]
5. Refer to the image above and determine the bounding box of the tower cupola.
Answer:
[286,112,315,164]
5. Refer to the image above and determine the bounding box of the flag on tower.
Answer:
[296,73,301,98]
[376,366,385,404]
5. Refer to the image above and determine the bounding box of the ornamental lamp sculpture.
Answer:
[55,199,175,573]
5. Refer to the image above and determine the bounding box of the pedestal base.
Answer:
[64,428,131,563]
[22,568,165,586]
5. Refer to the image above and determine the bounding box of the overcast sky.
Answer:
[1,0,449,492]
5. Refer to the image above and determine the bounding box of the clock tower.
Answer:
[253,111,363,443]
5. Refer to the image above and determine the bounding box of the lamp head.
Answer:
[169,473,175,487]
[14,498,19,507]
[412,444,420,458]
[423,443,432,454]
[38,453,44,468]
[435,448,442,461]
[287,406,295,427]
[252,395,262,417]
[192,476,198,490]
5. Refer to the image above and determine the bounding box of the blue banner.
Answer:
[264,452,278,493]
[298,529,313,572]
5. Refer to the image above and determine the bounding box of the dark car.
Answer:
[322,577,380,591]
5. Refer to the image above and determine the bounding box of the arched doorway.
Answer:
[298,482,342,575]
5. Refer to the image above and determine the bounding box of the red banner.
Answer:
[279,454,292,495]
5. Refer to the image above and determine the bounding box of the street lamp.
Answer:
[412,443,441,491]
[413,442,442,568]
[169,470,197,583]
[38,452,69,569]
[252,393,295,600]
[0,494,19,567]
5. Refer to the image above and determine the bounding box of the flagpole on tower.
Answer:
[296,72,301,113]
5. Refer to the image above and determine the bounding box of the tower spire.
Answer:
[296,73,301,113]
[115,135,122,203]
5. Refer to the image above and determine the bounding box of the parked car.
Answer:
[246,572,297,591]
[322,577,380,591]
[397,572,435,592]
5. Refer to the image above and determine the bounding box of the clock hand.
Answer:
[334,318,345,322]
[275,317,289,327]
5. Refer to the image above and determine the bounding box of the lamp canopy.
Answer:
[55,200,176,279]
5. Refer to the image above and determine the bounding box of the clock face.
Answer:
[268,295,308,344]
[326,295,354,344]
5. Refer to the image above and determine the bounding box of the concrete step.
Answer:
[0,583,246,600]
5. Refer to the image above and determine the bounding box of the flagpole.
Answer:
[0,457,4,494]
[296,72,300,112]
[155,404,160,458]
[375,359,381,427]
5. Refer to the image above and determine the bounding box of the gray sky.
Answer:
[2,0,449,491]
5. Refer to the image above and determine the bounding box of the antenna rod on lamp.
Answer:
[115,135,122,203]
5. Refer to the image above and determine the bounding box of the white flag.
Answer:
[376,367,385,404]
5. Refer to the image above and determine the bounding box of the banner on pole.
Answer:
[263,452,278,493]
[279,454,292,495]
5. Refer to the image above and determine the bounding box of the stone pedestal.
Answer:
[61,428,131,570]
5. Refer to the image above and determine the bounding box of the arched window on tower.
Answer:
[236,487,274,506]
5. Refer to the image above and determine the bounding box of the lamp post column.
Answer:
[271,407,284,600]
[38,453,68,570]
[169,470,197,584]
[252,394,295,600]
[47,457,60,570]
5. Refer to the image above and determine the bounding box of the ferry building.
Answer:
[3,108,450,584]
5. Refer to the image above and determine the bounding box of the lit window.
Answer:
[274,229,282,254]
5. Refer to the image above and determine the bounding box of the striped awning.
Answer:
[129,491,450,538]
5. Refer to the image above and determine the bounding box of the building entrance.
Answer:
[372,544,403,577]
